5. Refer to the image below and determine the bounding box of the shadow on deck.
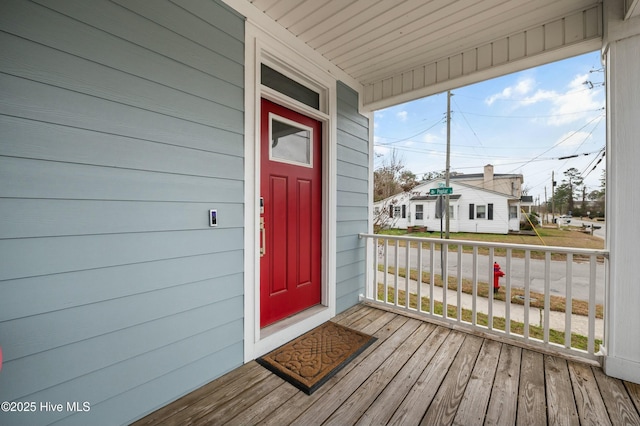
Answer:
[133,304,640,425]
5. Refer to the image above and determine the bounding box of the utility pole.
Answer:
[544,187,548,224]
[551,171,556,226]
[445,90,451,239]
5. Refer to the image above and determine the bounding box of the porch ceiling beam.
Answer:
[625,0,640,19]
[362,5,603,111]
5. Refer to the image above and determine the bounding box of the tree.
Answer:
[420,170,445,183]
[373,150,419,201]
[563,167,583,214]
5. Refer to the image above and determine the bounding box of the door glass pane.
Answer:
[270,115,312,167]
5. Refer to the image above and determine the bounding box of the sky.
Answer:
[373,51,606,205]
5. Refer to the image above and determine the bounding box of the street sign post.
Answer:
[429,187,453,195]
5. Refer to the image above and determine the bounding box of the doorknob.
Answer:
[260,217,266,257]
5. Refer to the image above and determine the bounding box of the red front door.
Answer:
[260,99,322,327]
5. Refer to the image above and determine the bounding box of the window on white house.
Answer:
[476,205,486,219]
[415,204,424,220]
[449,205,455,219]
[509,206,518,219]
[394,206,401,217]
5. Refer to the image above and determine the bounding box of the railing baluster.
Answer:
[457,245,463,322]
[442,243,448,320]
[394,240,399,307]
[488,248,494,331]
[589,254,597,355]
[565,253,573,349]
[544,252,551,344]
[417,242,423,313]
[383,239,389,303]
[505,248,512,336]
[524,250,530,340]
[404,239,410,309]
[472,246,478,326]
[430,242,435,315]
[367,236,374,301]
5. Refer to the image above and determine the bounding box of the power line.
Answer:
[506,113,605,174]
[454,107,604,119]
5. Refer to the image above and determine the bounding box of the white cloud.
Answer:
[546,73,603,126]
[422,133,438,144]
[396,111,408,122]
[485,77,535,105]
[485,73,604,126]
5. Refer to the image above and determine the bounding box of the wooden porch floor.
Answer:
[133,305,640,425]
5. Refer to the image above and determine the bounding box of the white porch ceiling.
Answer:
[247,0,603,109]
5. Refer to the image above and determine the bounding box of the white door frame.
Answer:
[243,23,337,361]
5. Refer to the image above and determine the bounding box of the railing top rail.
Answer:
[358,232,608,257]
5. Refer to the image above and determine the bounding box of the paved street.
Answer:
[379,245,606,304]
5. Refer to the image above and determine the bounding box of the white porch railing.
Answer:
[359,233,608,363]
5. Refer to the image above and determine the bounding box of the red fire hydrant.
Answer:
[493,262,505,293]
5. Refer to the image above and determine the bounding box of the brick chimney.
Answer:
[484,164,494,191]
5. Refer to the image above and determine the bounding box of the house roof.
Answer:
[234,0,608,110]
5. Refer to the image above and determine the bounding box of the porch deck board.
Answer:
[133,305,640,425]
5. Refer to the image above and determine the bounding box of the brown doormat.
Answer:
[256,321,376,395]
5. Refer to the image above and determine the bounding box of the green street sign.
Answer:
[429,187,453,195]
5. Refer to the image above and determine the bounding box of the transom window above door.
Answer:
[269,113,313,167]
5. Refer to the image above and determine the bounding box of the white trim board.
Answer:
[243,22,339,361]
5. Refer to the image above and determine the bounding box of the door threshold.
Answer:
[260,305,327,340]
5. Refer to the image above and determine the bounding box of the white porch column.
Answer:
[603,0,640,383]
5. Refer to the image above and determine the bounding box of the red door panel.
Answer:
[260,99,322,327]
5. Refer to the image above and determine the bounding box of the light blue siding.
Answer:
[0,0,245,425]
[335,82,370,313]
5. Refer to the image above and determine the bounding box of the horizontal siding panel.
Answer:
[0,199,243,239]
[113,0,244,44]
[1,295,243,401]
[336,275,365,300]
[337,191,368,207]
[1,114,242,163]
[0,1,246,424]
[1,74,242,139]
[337,174,369,194]
[0,157,243,202]
[172,0,246,39]
[65,342,243,426]
[1,32,243,120]
[337,221,368,238]
[337,206,368,222]
[0,0,243,90]
[336,248,366,268]
[336,233,367,252]
[0,229,243,281]
[1,117,243,178]
[337,144,369,166]
[336,261,364,284]
[32,0,244,75]
[338,107,369,128]
[337,114,369,140]
[0,274,243,362]
[0,251,242,322]
[336,288,362,314]
[5,329,243,426]
[337,81,359,109]
[337,130,369,154]
[338,159,369,180]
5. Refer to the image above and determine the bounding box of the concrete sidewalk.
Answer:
[377,271,603,340]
